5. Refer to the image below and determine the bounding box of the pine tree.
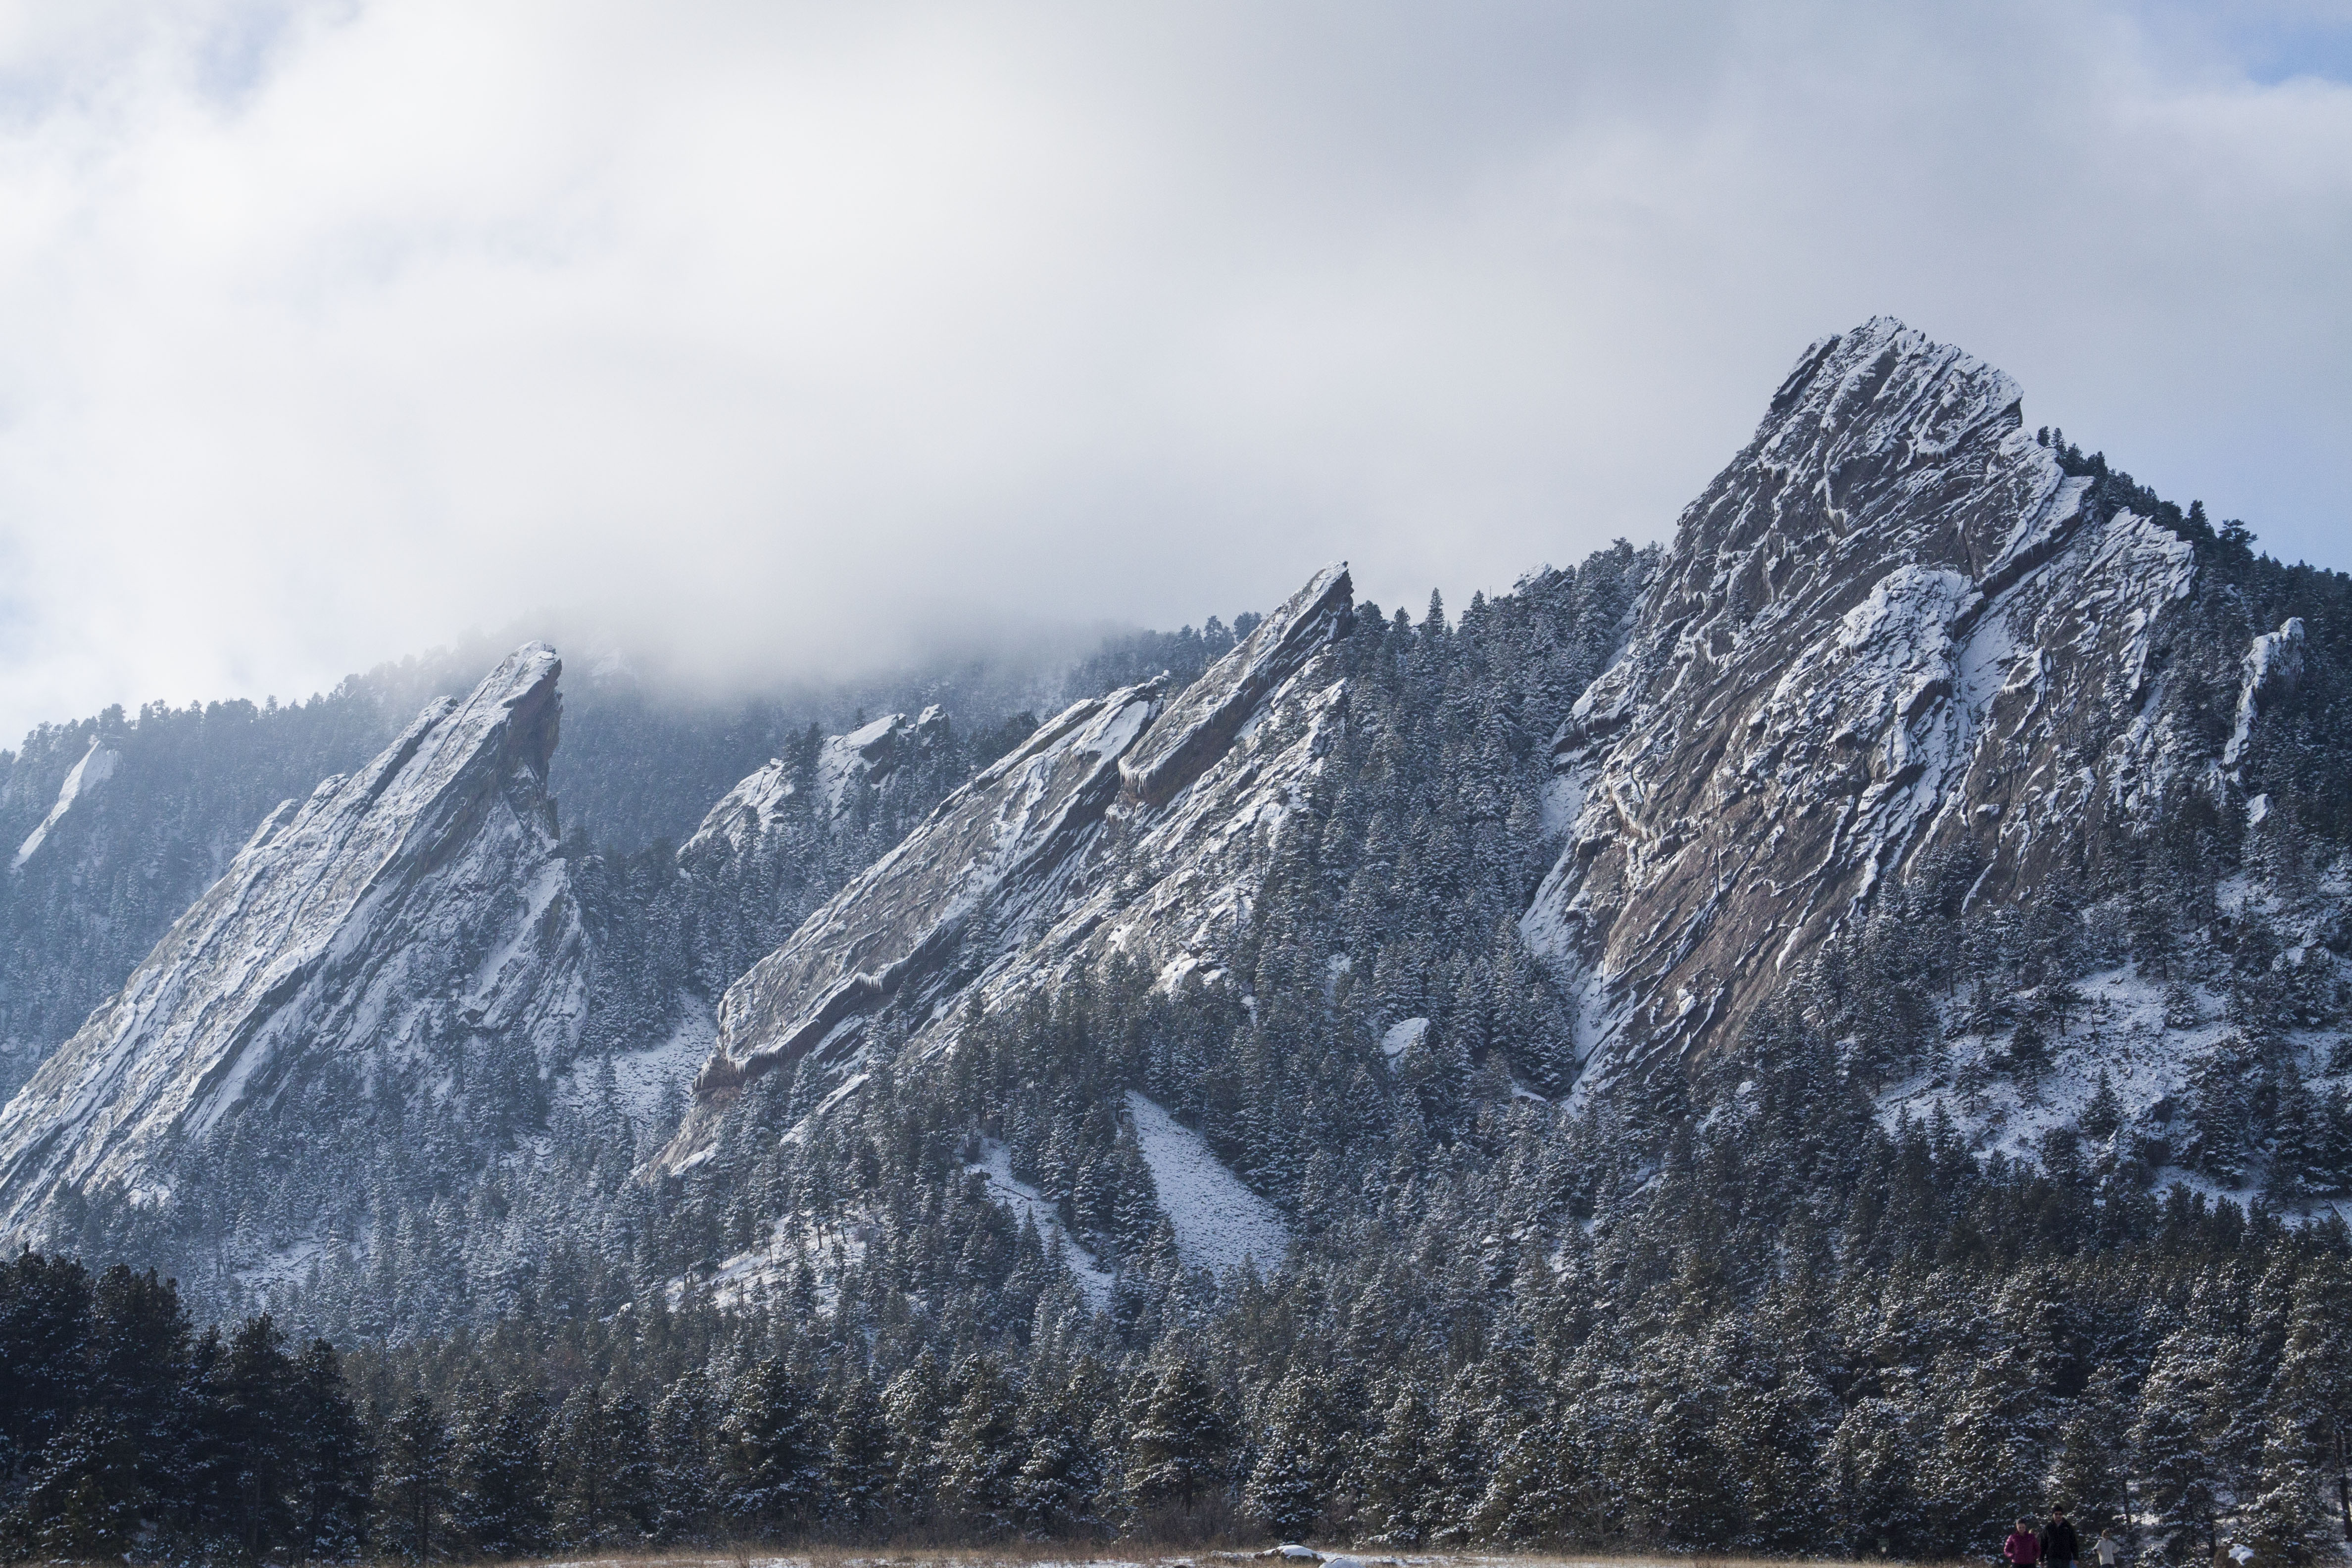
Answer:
[1007,1363,1107,1537]
[938,1354,1020,1537]
[651,1372,718,1542]
[882,1353,949,1522]
[1361,1380,1442,1545]
[723,1357,822,1535]
[1242,1372,1331,1539]
[1123,1350,1229,1519]
[552,1383,623,1548]
[2245,1261,2352,1560]
[195,1313,298,1559]
[453,1384,550,1556]
[287,1339,373,1560]
[1828,1392,1935,1556]
[823,1375,892,1527]
[376,1395,451,1562]
[1931,1278,2059,1550]
[2134,1319,2223,1564]
[2047,1375,2130,1534]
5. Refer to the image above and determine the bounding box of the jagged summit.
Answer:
[660,565,1355,1172]
[1120,563,1352,807]
[0,643,585,1246]
[678,705,948,866]
[1522,318,2209,1081]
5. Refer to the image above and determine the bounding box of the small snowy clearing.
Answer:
[234,1237,332,1292]
[965,1140,1114,1310]
[1125,1090,1290,1277]
[1878,962,2351,1213]
[1381,1017,1430,1061]
[559,999,712,1127]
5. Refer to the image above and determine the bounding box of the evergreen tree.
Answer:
[453,1385,550,1556]
[823,1375,892,1527]
[376,1395,450,1563]
[723,1357,822,1534]
[938,1355,1021,1537]
[651,1372,718,1542]
[287,1339,373,1560]
[1242,1371,1332,1540]
[1123,1350,1229,1519]
[2135,1318,2225,1563]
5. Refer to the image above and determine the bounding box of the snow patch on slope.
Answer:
[1879,963,2350,1208]
[965,1140,1113,1310]
[558,999,714,1128]
[1124,1090,1289,1277]
[13,739,120,870]
[1381,1018,1430,1061]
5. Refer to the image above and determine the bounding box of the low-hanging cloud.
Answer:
[0,0,2346,742]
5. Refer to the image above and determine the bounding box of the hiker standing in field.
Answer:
[2093,1527,2120,1568]
[2008,1518,2046,1568]
[2045,1506,2082,1568]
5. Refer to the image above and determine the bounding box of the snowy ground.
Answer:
[1876,958,2352,1223]
[677,1204,875,1314]
[558,999,714,1128]
[233,1236,335,1293]
[1125,1090,1291,1277]
[966,1139,1116,1310]
[528,1552,1871,1568]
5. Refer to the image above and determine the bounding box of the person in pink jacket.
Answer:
[2008,1520,2046,1568]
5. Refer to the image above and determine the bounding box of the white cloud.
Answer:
[0,0,2345,742]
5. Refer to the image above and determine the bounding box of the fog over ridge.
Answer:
[0,0,2346,744]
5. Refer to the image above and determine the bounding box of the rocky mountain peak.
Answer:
[678,705,950,869]
[1523,319,2206,1083]
[0,642,585,1250]
[660,565,1355,1173]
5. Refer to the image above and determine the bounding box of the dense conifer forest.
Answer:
[8,539,2352,1565]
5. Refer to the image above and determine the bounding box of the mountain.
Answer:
[664,564,1356,1173]
[4,318,2352,1564]
[0,683,412,1102]
[0,622,1176,1105]
[1522,317,2218,1081]
[654,317,2352,1241]
[0,646,586,1254]
[678,708,953,866]
[8,317,2346,1321]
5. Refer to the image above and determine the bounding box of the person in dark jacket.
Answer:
[2008,1520,2045,1567]
[2044,1507,2082,1568]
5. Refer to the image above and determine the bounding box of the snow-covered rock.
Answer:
[0,644,587,1247]
[1523,318,2210,1081]
[660,566,1354,1172]
[2223,617,2304,773]
[679,706,948,864]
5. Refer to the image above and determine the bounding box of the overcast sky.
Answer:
[0,1,2346,743]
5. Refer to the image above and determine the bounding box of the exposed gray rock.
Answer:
[0,645,587,1245]
[661,566,1354,1171]
[678,705,949,866]
[1119,564,1352,807]
[1522,318,2210,1082]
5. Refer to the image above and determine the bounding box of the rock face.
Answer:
[662,566,1354,1170]
[0,645,586,1244]
[679,706,950,867]
[1521,318,2210,1080]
